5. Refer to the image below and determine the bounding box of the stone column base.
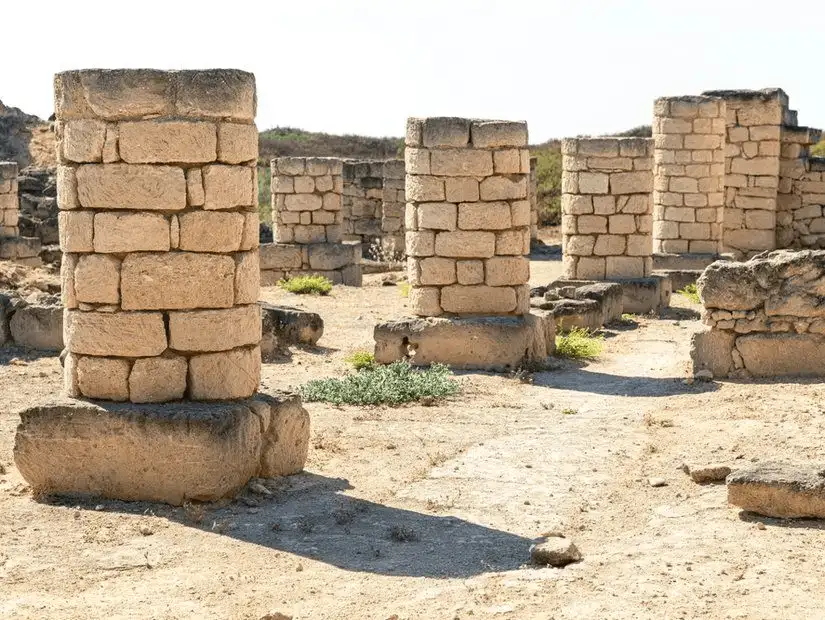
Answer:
[260,241,362,286]
[13,391,309,505]
[373,313,555,371]
[547,275,671,316]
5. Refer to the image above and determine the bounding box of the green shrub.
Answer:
[300,361,460,406]
[533,143,562,226]
[397,282,410,298]
[555,327,604,360]
[345,350,375,370]
[678,283,700,304]
[278,275,333,295]
[811,140,825,158]
[257,165,271,223]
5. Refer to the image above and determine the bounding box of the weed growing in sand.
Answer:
[555,327,604,360]
[345,350,376,370]
[678,283,700,304]
[397,282,410,298]
[300,361,460,406]
[278,275,333,296]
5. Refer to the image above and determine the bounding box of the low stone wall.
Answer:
[272,157,343,243]
[692,249,825,377]
[342,160,383,247]
[259,241,361,286]
[1,161,19,237]
[380,159,405,258]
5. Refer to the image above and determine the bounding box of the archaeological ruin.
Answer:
[12,68,309,505]
[0,160,42,266]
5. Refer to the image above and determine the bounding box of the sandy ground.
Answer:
[3,249,825,619]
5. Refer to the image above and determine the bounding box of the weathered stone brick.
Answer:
[470,121,528,148]
[77,164,186,210]
[440,285,516,314]
[409,286,442,316]
[479,176,527,201]
[62,120,106,163]
[188,346,260,400]
[458,202,511,230]
[129,355,188,403]
[76,356,131,401]
[435,231,496,258]
[58,211,94,252]
[119,121,217,163]
[202,164,254,210]
[74,254,120,304]
[419,257,457,285]
[430,149,493,176]
[234,251,260,304]
[169,304,260,352]
[94,212,170,253]
[484,257,529,286]
[66,310,167,357]
[456,260,484,285]
[178,211,244,252]
[217,123,258,164]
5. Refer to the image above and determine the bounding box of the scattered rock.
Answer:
[694,369,714,382]
[684,463,731,483]
[727,461,825,518]
[248,480,273,496]
[139,524,154,536]
[648,477,667,488]
[530,533,582,567]
[260,303,324,361]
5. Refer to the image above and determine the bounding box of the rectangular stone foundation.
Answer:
[532,281,624,332]
[13,391,309,505]
[373,313,555,371]
[259,241,362,286]
[548,275,671,316]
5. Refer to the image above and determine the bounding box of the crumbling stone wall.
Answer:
[0,162,20,237]
[405,117,531,316]
[55,68,261,402]
[777,126,825,248]
[529,156,538,240]
[693,250,825,377]
[561,137,653,279]
[342,160,383,248]
[652,96,726,255]
[265,156,360,285]
[380,159,405,258]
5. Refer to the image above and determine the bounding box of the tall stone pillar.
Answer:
[374,117,554,370]
[0,161,19,237]
[652,96,726,256]
[380,159,406,259]
[13,69,309,505]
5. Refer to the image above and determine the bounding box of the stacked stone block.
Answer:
[342,160,384,248]
[272,157,343,243]
[529,156,538,240]
[701,89,785,256]
[55,69,261,403]
[652,96,726,255]
[777,125,824,248]
[266,157,361,286]
[405,117,531,316]
[561,138,654,279]
[380,159,406,258]
[0,162,20,237]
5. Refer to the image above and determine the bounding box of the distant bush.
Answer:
[612,125,652,138]
[257,165,271,223]
[345,350,376,370]
[678,283,700,304]
[278,275,333,295]
[811,140,825,158]
[300,361,460,405]
[555,327,604,360]
[532,142,563,226]
[259,127,402,164]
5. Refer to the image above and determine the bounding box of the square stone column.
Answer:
[405,117,532,317]
[342,159,384,248]
[380,159,406,259]
[0,161,20,237]
[56,69,261,402]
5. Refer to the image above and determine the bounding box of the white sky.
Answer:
[2,0,824,142]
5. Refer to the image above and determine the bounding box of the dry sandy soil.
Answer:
[2,247,825,619]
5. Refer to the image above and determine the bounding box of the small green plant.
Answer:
[397,282,410,298]
[278,275,333,295]
[345,350,375,370]
[621,313,636,322]
[300,361,460,406]
[561,407,578,415]
[678,283,700,304]
[555,327,604,360]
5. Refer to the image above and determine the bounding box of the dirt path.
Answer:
[2,263,825,619]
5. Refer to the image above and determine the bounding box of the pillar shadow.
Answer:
[531,368,719,397]
[41,472,532,578]
[0,346,59,364]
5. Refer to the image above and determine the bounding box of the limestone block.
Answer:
[170,216,180,249]
[260,244,303,270]
[129,355,188,403]
[422,117,470,148]
[177,211,244,252]
[57,166,79,210]
[409,286,442,316]
[485,256,529,286]
[119,121,217,163]
[610,171,652,194]
[690,327,735,378]
[271,175,294,194]
[307,244,354,270]
[406,176,445,202]
[176,69,256,121]
[70,69,174,119]
[234,251,260,304]
[605,256,645,278]
[493,149,521,174]
[456,260,484,285]
[102,124,118,162]
[323,192,342,211]
[470,121,528,148]
[594,235,626,256]
[74,254,120,304]
[169,304,260,352]
[419,257,457,285]
[496,229,527,255]
[66,310,166,357]
[186,168,205,206]
[94,212,170,253]
[76,164,186,210]
[293,225,326,244]
[562,194,593,215]
[284,193,322,211]
[76,356,131,401]
[217,123,258,164]
[62,120,107,163]
[241,212,260,251]
[430,149,493,176]
[203,165,254,210]
[435,231,496,258]
[188,346,261,400]
[406,231,436,256]
[417,202,457,231]
[294,177,315,193]
[626,234,651,256]
[727,462,825,519]
[510,200,531,227]
[10,304,64,351]
[445,177,479,202]
[478,176,527,201]
[440,285,517,314]
[61,254,78,308]
[737,333,825,376]
[120,252,235,310]
[458,202,511,230]
[58,211,94,252]
[405,147,430,174]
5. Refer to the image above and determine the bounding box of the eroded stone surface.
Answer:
[727,462,825,518]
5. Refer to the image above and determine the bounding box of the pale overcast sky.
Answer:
[2,0,823,142]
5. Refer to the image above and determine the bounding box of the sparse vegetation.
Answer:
[258,127,402,163]
[555,327,604,360]
[278,275,333,296]
[678,283,701,304]
[397,282,410,298]
[345,350,375,370]
[562,408,578,415]
[811,140,825,158]
[257,165,271,223]
[532,142,563,225]
[299,361,460,406]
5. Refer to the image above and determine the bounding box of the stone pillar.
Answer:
[342,160,384,249]
[266,157,361,285]
[0,161,19,237]
[702,89,786,256]
[561,138,654,279]
[652,96,726,256]
[56,69,261,403]
[380,159,406,259]
[777,124,822,249]
[405,117,531,316]
[529,156,538,241]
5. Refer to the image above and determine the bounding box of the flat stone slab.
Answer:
[727,462,825,518]
[260,303,324,360]
[373,313,554,371]
[13,391,309,505]
[618,275,671,315]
